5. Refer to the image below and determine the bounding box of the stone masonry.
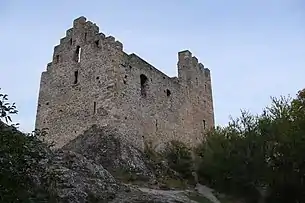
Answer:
[35,16,215,150]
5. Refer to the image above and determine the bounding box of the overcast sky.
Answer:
[0,0,304,132]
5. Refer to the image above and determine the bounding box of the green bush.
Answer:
[164,140,194,181]
[0,89,51,202]
[196,89,305,203]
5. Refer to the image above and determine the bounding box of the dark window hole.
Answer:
[74,70,79,84]
[140,74,148,97]
[166,89,171,96]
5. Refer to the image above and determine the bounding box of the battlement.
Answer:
[50,16,124,66]
[178,50,210,83]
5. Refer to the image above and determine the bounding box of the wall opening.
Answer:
[140,74,148,97]
[84,32,87,41]
[74,70,79,84]
[93,102,96,114]
[74,46,82,62]
[55,55,60,63]
[203,120,206,129]
[166,89,171,96]
[69,38,73,45]
[95,40,99,47]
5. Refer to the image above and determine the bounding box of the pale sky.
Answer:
[0,0,304,133]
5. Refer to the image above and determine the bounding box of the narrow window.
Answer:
[155,119,158,131]
[95,40,99,47]
[204,100,207,108]
[74,46,81,62]
[84,33,87,40]
[56,55,60,63]
[166,89,171,96]
[69,38,73,45]
[140,74,148,97]
[74,70,79,84]
[203,120,206,129]
[93,102,96,114]
[204,84,207,91]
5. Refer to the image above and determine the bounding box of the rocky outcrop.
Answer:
[33,148,210,202]
[62,125,156,182]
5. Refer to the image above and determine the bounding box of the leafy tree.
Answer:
[197,88,305,203]
[0,89,51,202]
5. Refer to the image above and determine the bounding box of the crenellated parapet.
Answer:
[48,16,124,68]
[177,50,210,83]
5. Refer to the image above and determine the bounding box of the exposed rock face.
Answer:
[35,148,199,203]
[62,125,156,182]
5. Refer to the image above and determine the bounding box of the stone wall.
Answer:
[35,16,214,150]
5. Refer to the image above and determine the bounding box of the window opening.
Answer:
[203,120,206,129]
[140,74,148,97]
[93,102,96,114]
[74,46,81,62]
[166,89,171,96]
[95,40,99,47]
[56,55,59,62]
[74,70,79,84]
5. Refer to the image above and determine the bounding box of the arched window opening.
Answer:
[203,120,206,129]
[140,74,148,97]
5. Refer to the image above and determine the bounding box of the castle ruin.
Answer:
[35,16,215,150]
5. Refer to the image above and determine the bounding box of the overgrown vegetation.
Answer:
[0,89,52,202]
[196,89,305,203]
[2,86,305,203]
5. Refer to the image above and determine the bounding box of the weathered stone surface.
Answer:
[62,125,156,182]
[35,16,215,151]
[42,150,123,202]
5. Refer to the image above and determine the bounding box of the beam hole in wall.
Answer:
[163,76,165,79]
[59,110,63,112]
[140,74,148,97]
[125,117,127,120]
[96,76,100,80]
[129,65,132,69]
[74,70,79,84]
[166,89,171,96]
[46,102,49,105]
[123,80,127,84]
[124,75,128,79]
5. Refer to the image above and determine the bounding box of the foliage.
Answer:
[0,89,52,202]
[196,88,305,203]
[164,140,194,181]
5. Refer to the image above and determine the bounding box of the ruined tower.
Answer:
[35,16,215,150]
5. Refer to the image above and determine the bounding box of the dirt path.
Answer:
[195,184,221,203]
